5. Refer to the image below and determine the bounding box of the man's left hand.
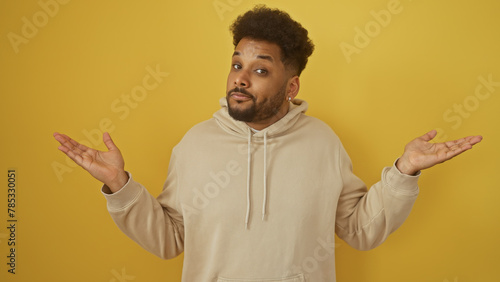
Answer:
[396,130,483,175]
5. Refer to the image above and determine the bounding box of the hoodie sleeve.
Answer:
[334,143,419,251]
[101,150,184,259]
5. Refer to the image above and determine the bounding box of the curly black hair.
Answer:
[229,5,314,76]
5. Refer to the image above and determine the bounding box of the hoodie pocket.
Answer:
[217,273,305,282]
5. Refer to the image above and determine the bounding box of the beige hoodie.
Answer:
[102,98,420,281]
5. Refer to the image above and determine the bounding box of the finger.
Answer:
[445,135,483,150]
[441,139,477,161]
[65,135,90,153]
[54,133,94,168]
[103,132,119,151]
[444,138,467,148]
[442,149,464,162]
[53,132,70,145]
[55,133,87,155]
[466,135,483,146]
[54,133,77,150]
[444,143,472,160]
[57,144,85,166]
[421,129,437,142]
[54,133,92,161]
[450,139,474,153]
[57,144,70,154]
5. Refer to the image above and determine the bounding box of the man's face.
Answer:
[226,38,292,126]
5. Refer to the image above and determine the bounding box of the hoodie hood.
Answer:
[213,97,308,229]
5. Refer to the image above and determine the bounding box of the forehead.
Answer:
[233,38,282,63]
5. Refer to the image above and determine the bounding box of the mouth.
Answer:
[230,92,253,102]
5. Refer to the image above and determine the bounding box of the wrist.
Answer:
[106,171,129,193]
[396,158,419,176]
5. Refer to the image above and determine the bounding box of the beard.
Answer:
[226,83,287,123]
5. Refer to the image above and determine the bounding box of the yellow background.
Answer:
[1,0,499,281]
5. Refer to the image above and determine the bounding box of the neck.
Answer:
[246,103,290,131]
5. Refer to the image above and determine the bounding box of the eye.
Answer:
[232,63,242,70]
[255,69,268,75]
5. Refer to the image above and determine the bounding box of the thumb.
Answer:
[421,129,437,142]
[103,132,119,151]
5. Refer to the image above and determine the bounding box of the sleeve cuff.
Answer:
[382,159,420,197]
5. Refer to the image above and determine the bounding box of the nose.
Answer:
[234,70,249,88]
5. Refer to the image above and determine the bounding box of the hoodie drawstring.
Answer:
[262,131,267,220]
[245,128,252,229]
[245,128,269,229]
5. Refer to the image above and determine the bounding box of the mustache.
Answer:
[227,87,254,99]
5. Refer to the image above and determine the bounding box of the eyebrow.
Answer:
[232,51,274,63]
[257,55,274,62]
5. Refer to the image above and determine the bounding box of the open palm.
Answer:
[53,132,128,192]
[397,130,483,175]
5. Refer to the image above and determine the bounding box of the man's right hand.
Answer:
[53,132,129,193]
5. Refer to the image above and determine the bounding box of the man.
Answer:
[53,5,482,281]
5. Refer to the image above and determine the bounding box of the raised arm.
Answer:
[335,130,482,250]
[53,132,185,259]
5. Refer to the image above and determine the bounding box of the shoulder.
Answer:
[296,114,341,143]
[173,118,221,149]
[184,118,219,136]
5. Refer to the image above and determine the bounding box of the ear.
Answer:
[286,75,300,100]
